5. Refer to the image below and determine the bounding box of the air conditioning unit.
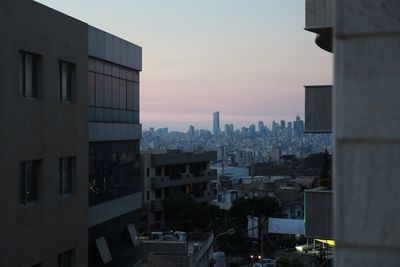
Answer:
[174,231,187,241]
[151,232,163,240]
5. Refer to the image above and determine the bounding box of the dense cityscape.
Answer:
[142,113,331,167]
[1,0,398,267]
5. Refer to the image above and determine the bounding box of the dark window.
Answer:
[89,141,140,206]
[59,157,74,196]
[20,160,40,205]
[155,189,162,199]
[155,167,162,176]
[20,52,41,99]
[155,211,162,221]
[59,61,74,102]
[32,263,41,267]
[58,248,75,267]
[146,190,150,201]
[146,168,150,177]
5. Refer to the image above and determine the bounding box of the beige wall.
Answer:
[334,0,400,265]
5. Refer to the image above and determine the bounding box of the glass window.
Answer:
[95,74,104,107]
[104,109,112,122]
[88,73,95,106]
[20,52,40,99]
[95,107,104,122]
[89,141,140,206]
[133,82,139,110]
[89,107,96,121]
[112,78,120,109]
[59,61,74,103]
[58,248,75,267]
[104,76,112,108]
[59,157,74,196]
[20,160,40,205]
[119,80,127,109]
[127,81,134,110]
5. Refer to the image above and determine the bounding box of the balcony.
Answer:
[304,85,332,133]
[305,0,334,52]
[151,170,216,189]
[304,187,333,239]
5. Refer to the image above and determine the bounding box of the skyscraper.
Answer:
[213,111,220,136]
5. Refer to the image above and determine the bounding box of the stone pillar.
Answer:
[334,0,400,265]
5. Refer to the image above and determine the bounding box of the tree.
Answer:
[163,192,211,231]
[229,197,281,227]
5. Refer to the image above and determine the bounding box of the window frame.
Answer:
[59,157,75,197]
[19,160,40,206]
[59,60,75,103]
[20,51,41,99]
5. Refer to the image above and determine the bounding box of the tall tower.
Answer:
[213,111,220,136]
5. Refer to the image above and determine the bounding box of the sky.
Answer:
[36,0,332,131]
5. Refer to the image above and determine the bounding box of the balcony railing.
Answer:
[151,170,216,189]
[304,187,333,239]
[305,85,332,133]
[305,0,333,31]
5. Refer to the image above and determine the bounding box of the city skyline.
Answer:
[35,0,332,130]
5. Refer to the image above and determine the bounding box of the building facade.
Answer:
[305,0,400,265]
[0,1,142,266]
[141,150,217,231]
[0,0,88,266]
[87,27,142,267]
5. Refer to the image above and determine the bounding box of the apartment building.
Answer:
[0,1,142,266]
[304,0,400,265]
[141,150,217,231]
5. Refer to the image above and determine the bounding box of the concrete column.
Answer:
[334,0,400,265]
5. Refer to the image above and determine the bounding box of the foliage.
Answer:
[163,192,211,231]
[229,196,281,227]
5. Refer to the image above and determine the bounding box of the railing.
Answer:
[151,171,215,189]
[305,85,332,133]
[304,187,333,239]
[305,0,333,30]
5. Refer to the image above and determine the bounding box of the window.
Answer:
[59,61,74,102]
[20,52,40,99]
[20,160,40,205]
[59,157,74,196]
[146,168,150,177]
[155,189,162,199]
[155,167,162,176]
[155,211,162,221]
[146,190,150,201]
[58,249,75,267]
[32,263,41,267]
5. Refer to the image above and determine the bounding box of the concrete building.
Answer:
[305,0,400,265]
[141,150,217,231]
[0,1,88,266]
[213,111,220,137]
[0,1,142,266]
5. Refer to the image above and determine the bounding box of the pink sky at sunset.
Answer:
[36,0,333,131]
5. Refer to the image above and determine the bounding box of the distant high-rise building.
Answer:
[280,120,286,129]
[287,121,293,129]
[258,121,265,132]
[224,124,232,137]
[213,111,220,136]
[249,124,256,135]
[188,125,195,136]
